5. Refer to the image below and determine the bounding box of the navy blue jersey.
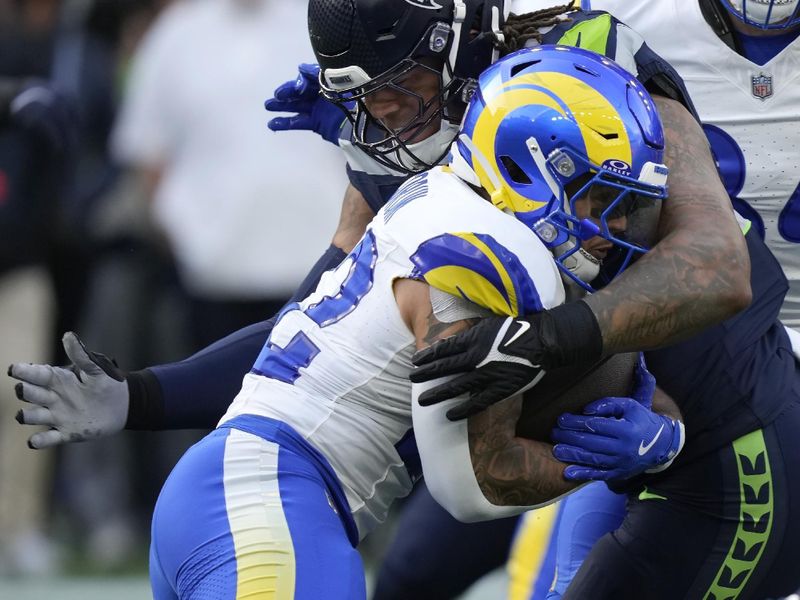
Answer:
[646,229,794,462]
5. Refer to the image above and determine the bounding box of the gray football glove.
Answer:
[9,332,129,449]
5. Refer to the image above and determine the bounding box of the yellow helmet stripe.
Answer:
[470,71,633,214]
[472,82,565,212]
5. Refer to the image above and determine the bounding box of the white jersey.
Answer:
[220,166,564,539]
[585,0,800,326]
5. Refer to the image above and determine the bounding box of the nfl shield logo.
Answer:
[752,73,773,100]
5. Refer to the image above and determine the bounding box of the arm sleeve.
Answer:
[411,379,572,522]
[125,244,348,430]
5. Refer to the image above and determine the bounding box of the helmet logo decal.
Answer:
[752,72,774,100]
[404,0,444,10]
[602,159,632,177]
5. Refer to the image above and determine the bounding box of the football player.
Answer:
[9,0,746,591]
[504,2,800,598]
[10,1,748,596]
[144,46,683,600]
[10,0,742,475]
[412,4,800,600]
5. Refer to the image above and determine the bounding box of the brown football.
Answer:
[515,352,638,442]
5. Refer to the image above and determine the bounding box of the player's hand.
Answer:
[9,79,78,151]
[9,332,129,449]
[551,357,684,481]
[264,63,347,146]
[411,316,546,421]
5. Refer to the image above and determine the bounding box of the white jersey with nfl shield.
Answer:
[585,0,800,326]
[219,166,565,539]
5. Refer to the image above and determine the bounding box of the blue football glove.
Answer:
[9,79,78,151]
[264,63,347,146]
[551,355,685,482]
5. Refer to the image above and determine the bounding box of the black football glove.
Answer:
[410,301,603,420]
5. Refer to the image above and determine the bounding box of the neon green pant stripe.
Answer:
[704,429,773,600]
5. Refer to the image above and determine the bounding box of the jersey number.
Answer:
[252,231,378,383]
[704,124,800,242]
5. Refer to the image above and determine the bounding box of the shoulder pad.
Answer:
[542,11,618,57]
[410,232,546,317]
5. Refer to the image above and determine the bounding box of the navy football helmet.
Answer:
[450,46,669,291]
[718,0,800,29]
[308,0,506,173]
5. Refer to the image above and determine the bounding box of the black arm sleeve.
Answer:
[125,243,348,430]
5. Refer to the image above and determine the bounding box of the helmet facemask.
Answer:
[322,52,467,174]
[532,148,665,292]
[312,0,508,174]
[718,0,800,29]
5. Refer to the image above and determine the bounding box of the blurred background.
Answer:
[0,0,507,596]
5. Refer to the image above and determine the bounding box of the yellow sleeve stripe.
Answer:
[410,232,545,318]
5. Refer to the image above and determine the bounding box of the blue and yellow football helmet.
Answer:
[718,0,800,29]
[450,45,669,291]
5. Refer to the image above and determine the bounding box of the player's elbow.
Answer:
[718,246,752,317]
[424,476,496,523]
[698,229,752,320]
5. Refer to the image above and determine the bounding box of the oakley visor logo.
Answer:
[404,0,443,9]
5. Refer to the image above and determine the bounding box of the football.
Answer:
[516,352,639,442]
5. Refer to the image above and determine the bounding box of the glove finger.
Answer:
[562,465,619,482]
[264,97,289,111]
[445,399,480,421]
[554,412,595,432]
[29,429,69,450]
[559,412,628,438]
[464,386,518,414]
[298,63,321,79]
[282,114,314,132]
[16,406,54,427]
[8,362,57,387]
[417,372,477,406]
[582,397,633,418]
[268,116,293,132]
[411,334,470,367]
[410,351,473,383]
[15,382,59,407]
[633,353,655,408]
[264,97,312,113]
[272,79,302,102]
[556,413,627,438]
[551,430,621,455]
[63,332,102,377]
[552,443,617,468]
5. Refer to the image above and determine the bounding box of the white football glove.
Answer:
[9,332,129,449]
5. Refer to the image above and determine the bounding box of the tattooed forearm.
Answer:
[584,96,751,353]
[422,312,477,347]
[467,397,576,506]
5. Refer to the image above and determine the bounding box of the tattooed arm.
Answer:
[584,96,751,352]
[466,390,576,507]
[395,278,577,518]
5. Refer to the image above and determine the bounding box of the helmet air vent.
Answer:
[573,63,600,78]
[510,59,541,78]
[500,155,532,184]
